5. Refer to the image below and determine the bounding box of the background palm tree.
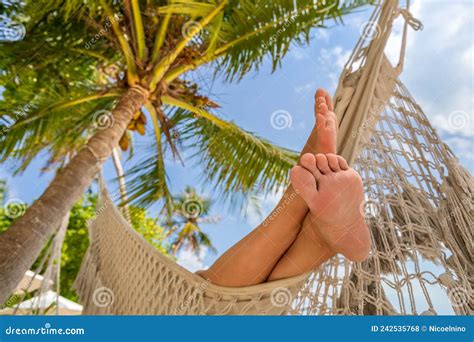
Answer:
[166,186,219,255]
[0,0,371,302]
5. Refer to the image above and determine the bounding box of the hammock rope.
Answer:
[33,0,472,315]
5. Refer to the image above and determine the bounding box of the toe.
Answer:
[290,165,317,204]
[316,102,329,116]
[314,89,326,103]
[316,88,334,111]
[337,155,349,170]
[314,92,326,116]
[300,153,316,169]
[301,153,323,182]
[326,154,340,171]
[315,153,331,174]
[315,96,326,106]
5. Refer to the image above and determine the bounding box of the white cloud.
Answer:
[177,247,208,272]
[294,81,317,94]
[289,46,307,60]
[319,46,350,69]
[315,29,330,42]
[318,46,351,90]
[432,110,473,138]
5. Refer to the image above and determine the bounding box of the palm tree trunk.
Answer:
[0,85,149,304]
[111,147,131,223]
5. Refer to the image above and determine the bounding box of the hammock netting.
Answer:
[9,0,473,315]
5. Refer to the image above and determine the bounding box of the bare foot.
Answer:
[290,153,371,262]
[313,89,337,154]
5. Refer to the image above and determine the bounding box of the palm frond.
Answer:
[0,88,118,171]
[150,2,173,64]
[219,0,371,80]
[124,103,174,216]
[164,0,371,82]
[99,0,138,84]
[132,0,146,61]
[131,0,146,61]
[157,0,217,16]
[125,153,174,214]
[168,103,298,201]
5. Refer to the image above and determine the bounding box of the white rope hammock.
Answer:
[14,0,472,315]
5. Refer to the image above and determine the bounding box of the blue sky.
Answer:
[1,0,473,310]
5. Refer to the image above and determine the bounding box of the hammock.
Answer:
[75,184,309,315]
[72,0,473,315]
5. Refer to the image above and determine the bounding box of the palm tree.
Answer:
[166,186,219,255]
[0,0,370,302]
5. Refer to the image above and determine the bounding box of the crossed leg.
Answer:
[198,89,371,287]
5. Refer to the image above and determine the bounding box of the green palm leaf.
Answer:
[170,104,298,199]
[165,0,371,82]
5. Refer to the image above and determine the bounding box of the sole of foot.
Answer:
[291,153,371,262]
